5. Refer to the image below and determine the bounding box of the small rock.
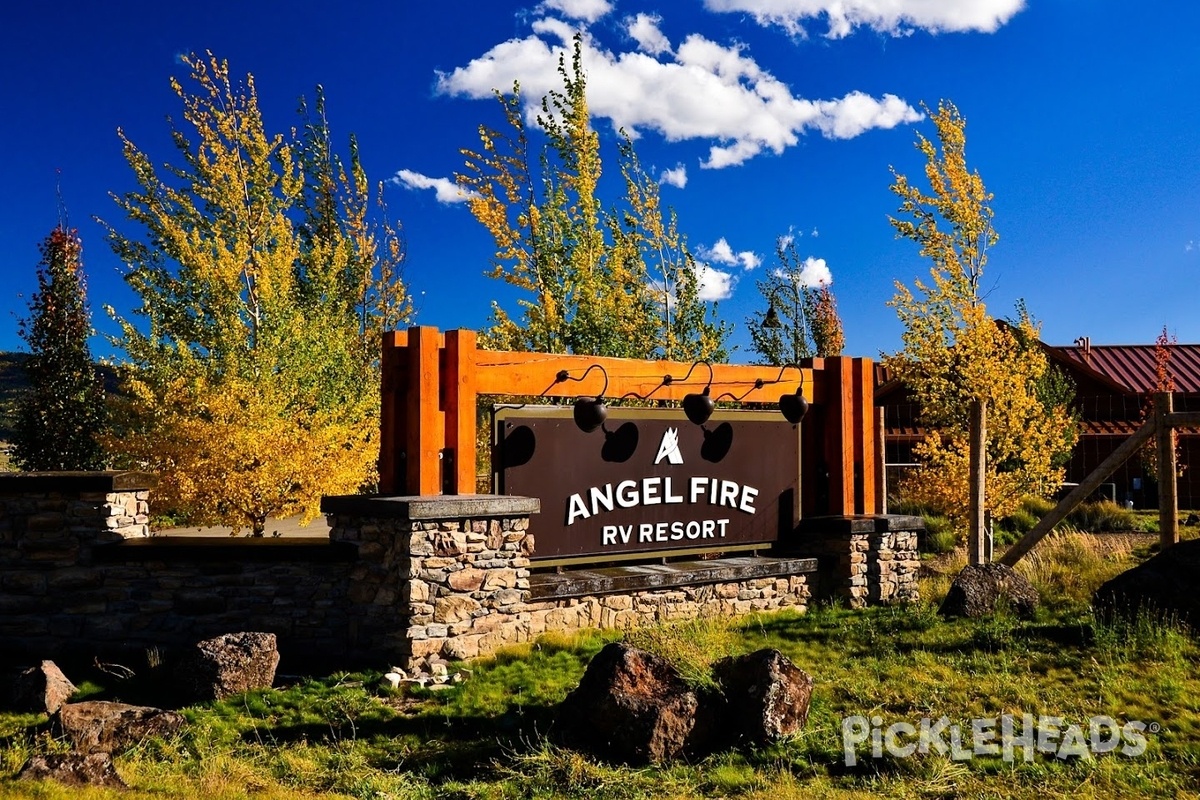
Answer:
[175,632,280,702]
[388,666,408,678]
[938,563,1039,619]
[11,661,77,715]
[710,649,813,746]
[427,683,454,692]
[430,662,449,678]
[18,752,125,788]
[450,672,466,685]
[56,701,186,755]
[556,642,699,765]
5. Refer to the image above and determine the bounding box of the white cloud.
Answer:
[628,13,672,55]
[775,255,833,287]
[435,21,922,170]
[538,0,612,23]
[811,227,819,237]
[700,237,761,270]
[659,163,688,188]
[693,262,736,301]
[703,0,1025,39]
[392,169,476,205]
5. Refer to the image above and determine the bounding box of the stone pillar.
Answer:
[792,515,922,608]
[0,472,157,653]
[321,494,539,671]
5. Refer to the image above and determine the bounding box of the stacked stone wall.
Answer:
[1,479,914,672]
[794,516,922,608]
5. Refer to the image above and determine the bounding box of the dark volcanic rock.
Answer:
[56,700,185,754]
[711,648,813,746]
[175,631,280,702]
[10,660,77,715]
[18,752,126,788]
[939,563,1039,619]
[1094,538,1200,627]
[555,642,699,765]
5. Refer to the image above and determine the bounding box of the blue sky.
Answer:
[3,0,1198,362]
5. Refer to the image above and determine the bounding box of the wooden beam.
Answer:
[378,330,408,494]
[443,330,478,495]
[1000,417,1156,566]
[1157,392,1179,548]
[472,350,812,404]
[852,358,876,514]
[823,357,855,515]
[1165,411,1200,429]
[405,326,444,495]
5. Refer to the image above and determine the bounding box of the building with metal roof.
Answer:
[880,337,1200,510]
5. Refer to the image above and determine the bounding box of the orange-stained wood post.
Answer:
[405,326,444,495]
[824,357,856,515]
[443,330,478,495]
[799,358,824,517]
[875,406,888,514]
[378,330,408,494]
[852,357,877,514]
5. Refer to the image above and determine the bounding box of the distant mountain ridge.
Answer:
[0,351,119,444]
[0,352,31,442]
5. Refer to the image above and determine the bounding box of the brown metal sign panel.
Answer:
[494,407,800,560]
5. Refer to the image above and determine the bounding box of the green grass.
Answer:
[3,542,1200,798]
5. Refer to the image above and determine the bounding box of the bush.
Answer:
[1065,500,1141,533]
[1014,531,1131,609]
[624,616,742,691]
[920,515,958,554]
[1020,495,1055,517]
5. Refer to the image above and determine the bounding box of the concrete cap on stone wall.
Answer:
[796,515,925,535]
[320,494,540,520]
[0,471,159,494]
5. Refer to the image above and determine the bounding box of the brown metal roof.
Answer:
[1054,344,1200,394]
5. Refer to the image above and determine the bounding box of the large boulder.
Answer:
[55,701,186,755]
[1094,538,1200,627]
[10,660,77,715]
[17,752,125,789]
[555,642,700,765]
[175,631,280,702]
[939,563,1039,619]
[711,648,813,746]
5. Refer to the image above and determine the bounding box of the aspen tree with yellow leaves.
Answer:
[102,53,410,535]
[458,35,729,360]
[887,101,1075,541]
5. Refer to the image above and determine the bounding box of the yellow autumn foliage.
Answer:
[102,53,406,534]
[457,35,729,361]
[887,101,1076,525]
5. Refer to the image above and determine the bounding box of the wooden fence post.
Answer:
[967,398,988,565]
[1157,392,1179,548]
